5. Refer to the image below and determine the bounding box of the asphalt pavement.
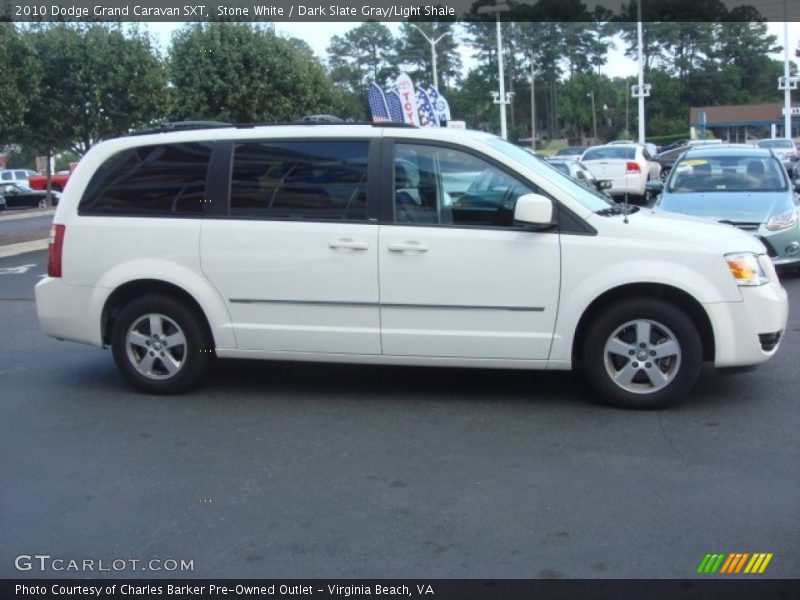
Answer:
[0,250,798,580]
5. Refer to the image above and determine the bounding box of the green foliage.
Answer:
[18,23,169,155]
[0,24,38,143]
[327,22,397,93]
[170,22,337,123]
[395,22,462,89]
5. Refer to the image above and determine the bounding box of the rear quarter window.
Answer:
[79,142,212,216]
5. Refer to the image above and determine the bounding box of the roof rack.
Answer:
[129,119,418,136]
[129,121,232,136]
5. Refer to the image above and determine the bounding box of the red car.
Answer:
[28,171,71,192]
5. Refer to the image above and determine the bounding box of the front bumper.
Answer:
[705,281,788,368]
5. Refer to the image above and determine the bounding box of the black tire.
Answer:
[581,298,702,409]
[111,294,212,394]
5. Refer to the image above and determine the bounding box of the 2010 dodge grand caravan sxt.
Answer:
[35,124,788,409]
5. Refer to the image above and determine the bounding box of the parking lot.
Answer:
[0,246,798,580]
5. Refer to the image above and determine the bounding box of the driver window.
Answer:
[394,143,533,228]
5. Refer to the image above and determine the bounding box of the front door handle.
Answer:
[328,238,368,251]
[387,241,429,253]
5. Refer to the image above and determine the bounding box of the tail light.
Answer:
[47,224,65,278]
[625,161,641,174]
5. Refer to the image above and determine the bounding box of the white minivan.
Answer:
[35,124,788,409]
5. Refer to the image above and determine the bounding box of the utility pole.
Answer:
[587,91,597,141]
[777,4,797,139]
[634,0,649,144]
[530,55,536,149]
[478,3,511,139]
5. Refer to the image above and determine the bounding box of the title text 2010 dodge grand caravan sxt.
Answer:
[35,124,788,409]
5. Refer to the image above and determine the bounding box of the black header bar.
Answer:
[2,0,799,23]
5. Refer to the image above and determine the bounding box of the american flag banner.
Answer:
[427,86,451,124]
[386,90,404,123]
[367,83,391,123]
[416,88,439,127]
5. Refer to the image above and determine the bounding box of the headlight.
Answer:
[765,209,798,231]
[725,252,769,286]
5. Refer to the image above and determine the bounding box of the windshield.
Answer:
[582,146,636,161]
[556,147,583,156]
[757,140,794,149]
[485,137,614,211]
[667,155,787,193]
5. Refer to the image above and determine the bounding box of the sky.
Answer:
[146,21,799,82]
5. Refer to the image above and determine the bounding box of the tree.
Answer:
[327,22,397,92]
[169,22,337,123]
[19,23,169,156]
[394,22,462,89]
[0,24,38,144]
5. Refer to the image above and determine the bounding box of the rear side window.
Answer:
[229,141,368,221]
[79,143,212,215]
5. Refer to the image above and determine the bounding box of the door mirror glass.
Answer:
[513,193,553,226]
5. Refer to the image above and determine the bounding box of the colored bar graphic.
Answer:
[758,553,773,573]
[718,554,735,573]
[710,554,725,573]
[734,553,749,573]
[744,554,761,573]
[700,552,774,575]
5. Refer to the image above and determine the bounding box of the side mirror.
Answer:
[794,179,800,193]
[646,180,664,195]
[514,193,554,228]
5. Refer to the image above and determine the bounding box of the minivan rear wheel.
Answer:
[581,298,702,409]
[111,295,211,394]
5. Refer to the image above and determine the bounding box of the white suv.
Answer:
[35,124,788,409]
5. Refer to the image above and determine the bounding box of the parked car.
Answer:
[0,168,40,187]
[0,182,60,208]
[553,146,588,161]
[545,158,612,195]
[35,124,787,409]
[608,140,659,157]
[648,147,800,269]
[580,144,661,202]
[755,138,798,173]
[28,171,71,192]
[653,145,691,181]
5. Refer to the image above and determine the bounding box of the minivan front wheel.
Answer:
[111,295,211,394]
[582,299,702,409]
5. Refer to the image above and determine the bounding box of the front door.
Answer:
[379,142,561,360]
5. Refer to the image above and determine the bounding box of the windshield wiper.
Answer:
[596,205,640,217]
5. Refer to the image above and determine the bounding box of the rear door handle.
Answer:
[387,241,429,253]
[328,238,368,251]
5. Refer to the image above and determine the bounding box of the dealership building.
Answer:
[690,103,800,142]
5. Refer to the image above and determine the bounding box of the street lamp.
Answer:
[409,24,449,90]
[477,2,511,139]
[587,91,597,141]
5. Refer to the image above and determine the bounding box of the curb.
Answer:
[0,239,49,258]
[0,208,56,222]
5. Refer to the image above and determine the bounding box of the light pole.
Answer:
[409,24,449,89]
[478,3,511,139]
[587,91,597,141]
[631,0,651,143]
[777,5,797,139]
[530,55,536,149]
